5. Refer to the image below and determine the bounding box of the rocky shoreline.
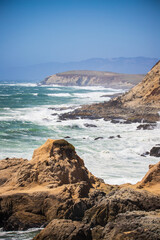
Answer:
[0,62,159,239]
[0,139,160,240]
[59,61,160,123]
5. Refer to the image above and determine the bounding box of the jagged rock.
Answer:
[136,161,160,190]
[33,219,92,240]
[150,146,160,157]
[0,139,160,238]
[83,188,160,227]
[0,139,110,231]
[101,210,160,240]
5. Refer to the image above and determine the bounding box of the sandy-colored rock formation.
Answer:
[120,60,160,108]
[0,139,113,231]
[0,139,160,239]
[135,161,160,193]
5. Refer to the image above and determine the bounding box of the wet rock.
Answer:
[111,119,124,124]
[137,123,157,130]
[3,211,46,231]
[117,135,121,138]
[64,136,71,139]
[150,146,160,157]
[94,137,103,140]
[84,123,97,128]
[141,151,150,157]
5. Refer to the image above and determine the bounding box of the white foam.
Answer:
[47,93,71,97]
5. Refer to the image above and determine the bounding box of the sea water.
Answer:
[0,83,159,239]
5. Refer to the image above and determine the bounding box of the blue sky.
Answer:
[0,0,160,67]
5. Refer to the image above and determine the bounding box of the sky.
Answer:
[0,0,160,67]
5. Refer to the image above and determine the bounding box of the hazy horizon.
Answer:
[1,0,160,69]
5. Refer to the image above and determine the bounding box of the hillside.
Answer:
[120,60,160,108]
[41,70,144,89]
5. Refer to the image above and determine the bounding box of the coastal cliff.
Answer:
[0,139,160,239]
[41,70,144,89]
[60,61,160,123]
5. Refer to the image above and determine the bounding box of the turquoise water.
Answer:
[0,83,159,239]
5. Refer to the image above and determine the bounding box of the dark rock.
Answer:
[150,146,160,157]
[109,136,114,139]
[117,135,121,138]
[137,123,157,130]
[64,136,71,139]
[3,211,46,231]
[111,119,123,124]
[84,123,97,128]
[94,137,103,140]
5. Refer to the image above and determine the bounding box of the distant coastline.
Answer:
[41,70,144,89]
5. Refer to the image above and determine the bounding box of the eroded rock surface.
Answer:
[0,139,113,231]
[0,139,160,239]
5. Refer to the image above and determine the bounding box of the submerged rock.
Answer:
[94,137,103,140]
[137,123,157,130]
[84,123,97,128]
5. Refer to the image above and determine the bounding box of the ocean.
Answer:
[0,83,159,239]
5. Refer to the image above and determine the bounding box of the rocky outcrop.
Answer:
[135,161,160,191]
[0,139,115,231]
[150,146,160,157]
[0,139,100,192]
[34,188,160,240]
[0,139,160,239]
[41,70,144,89]
[60,61,160,123]
[33,219,92,240]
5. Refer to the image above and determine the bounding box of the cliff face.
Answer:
[120,61,160,108]
[41,70,144,89]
